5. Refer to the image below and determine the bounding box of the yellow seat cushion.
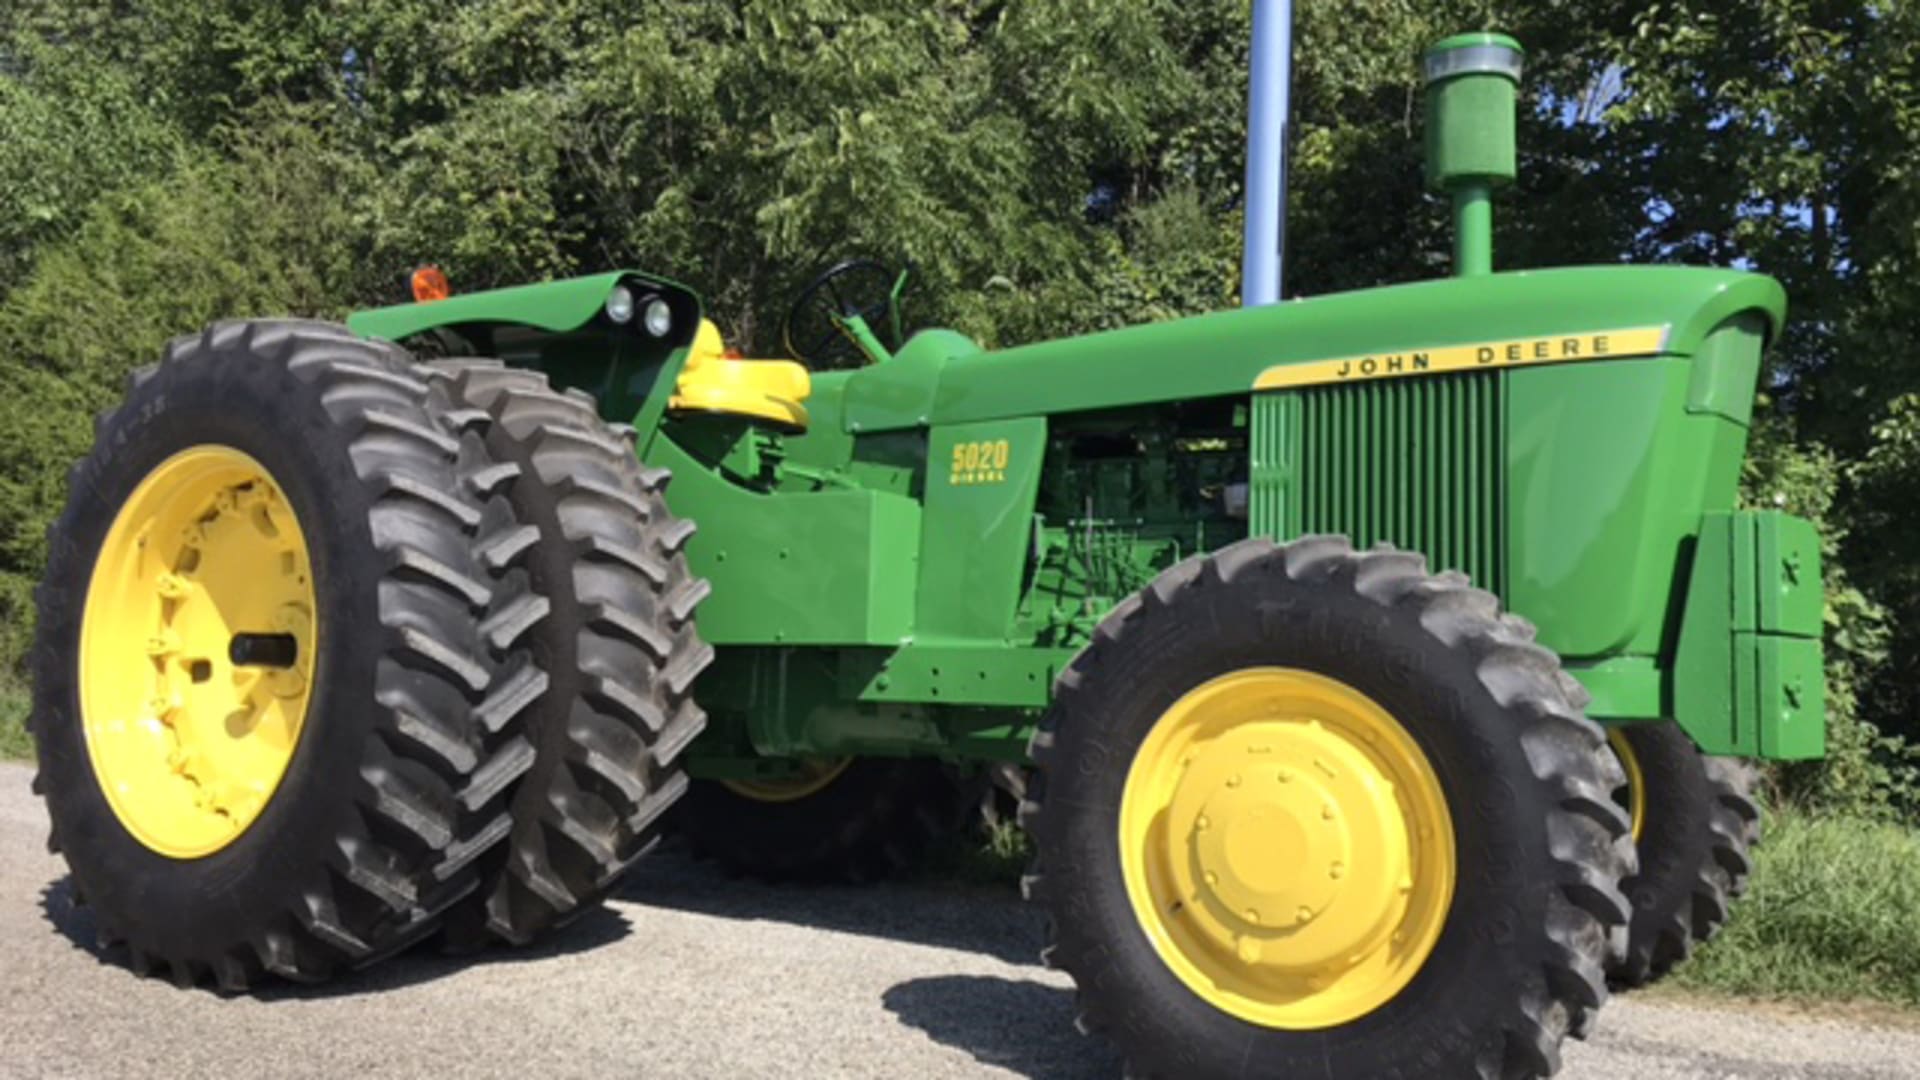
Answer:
[670,320,812,431]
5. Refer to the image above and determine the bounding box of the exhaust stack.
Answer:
[1422,33,1524,277]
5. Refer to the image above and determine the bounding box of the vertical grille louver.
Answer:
[1250,372,1506,598]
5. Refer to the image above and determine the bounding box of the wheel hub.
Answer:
[1119,668,1455,1029]
[80,445,317,858]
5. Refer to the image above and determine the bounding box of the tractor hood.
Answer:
[905,265,1785,430]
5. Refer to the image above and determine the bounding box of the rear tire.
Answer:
[1022,536,1633,1079]
[1605,722,1762,986]
[677,759,972,883]
[32,321,526,988]
[427,361,712,946]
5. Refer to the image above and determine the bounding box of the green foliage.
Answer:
[0,111,379,667]
[1845,395,1920,764]
[0,38,182,296]
[1674,807,1920,1007]
[1742,411,1920,818]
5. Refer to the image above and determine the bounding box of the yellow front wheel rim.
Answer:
[1119,668,1457,1030]
[719,757,852,802]
[80,445,317,859]
[1607,728,1647,844]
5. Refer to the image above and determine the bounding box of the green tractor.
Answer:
[30,31,1817,1079]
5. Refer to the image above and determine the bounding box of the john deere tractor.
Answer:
[30,32,1818,1079]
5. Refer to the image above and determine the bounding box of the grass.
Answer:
[0,674,29,760]
[1671,806,1920,1009]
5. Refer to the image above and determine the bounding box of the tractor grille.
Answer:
[1250,372,1506,597]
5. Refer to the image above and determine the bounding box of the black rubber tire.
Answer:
[1020,536,1634,1080]
[426,360,712,945]
[677,760,972,883]
[31,321,530,989]
[1606,722,1762,987]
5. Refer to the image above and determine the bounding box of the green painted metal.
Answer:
[842,644,1075,707]
[1565,657,1664,721]
[647,430,923,645]
[1252,370,1504,595]
[348,270,695,342]
[915,418,1048,642]
[1423,32,1521,275]
[904,266,1783,432]
[1507,317,1765,660]
[350,270,706,432]
[1673,510,1825,757]
[1755,636,1825,759]
[1752,513,1823,636]
[1452,182,1493,276]
[840,312,895,366]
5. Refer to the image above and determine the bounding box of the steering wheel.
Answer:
[782,259,902,370]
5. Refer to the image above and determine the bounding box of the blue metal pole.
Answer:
[1240,0,1293,306]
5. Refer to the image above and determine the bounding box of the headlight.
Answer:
[604,285,635,324]
[644,298,673,338]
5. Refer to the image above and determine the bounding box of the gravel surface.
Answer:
[4,760,1918,1079]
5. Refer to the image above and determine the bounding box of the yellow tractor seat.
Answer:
[670,319,812,431]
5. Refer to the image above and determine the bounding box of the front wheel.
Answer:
[1605,722,1761,986]
[1021,537,1633,1079]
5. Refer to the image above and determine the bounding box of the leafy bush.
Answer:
[1743,410,1920,819]
[0,113,379,695]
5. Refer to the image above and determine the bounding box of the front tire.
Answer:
[1021,537,1633,1079]
[1605,722,1761,986]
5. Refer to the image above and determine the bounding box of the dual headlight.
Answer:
[604,284,674,338]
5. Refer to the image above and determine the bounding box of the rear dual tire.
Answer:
[32,322,535,987]
[426,361,711,945]
[31,328,711,988]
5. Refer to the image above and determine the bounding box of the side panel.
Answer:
[647,433,921,645]
[914,417,1047,642]
[1507,317,1763,660]
[1506,359,1692,657]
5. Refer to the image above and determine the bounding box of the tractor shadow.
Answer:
[619,847,1119,1079]
[881,974,1123,1080]
[38,874,635,1000]
[614,842,1045,967]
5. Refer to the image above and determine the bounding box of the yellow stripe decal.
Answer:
[1252,325,1671,391]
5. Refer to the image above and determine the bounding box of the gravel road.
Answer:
[4,760,1916,1079]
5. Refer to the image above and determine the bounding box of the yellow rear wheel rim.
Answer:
[1607,728,1647,844]
[80,445,317,859]
[1119,667,1456,1030]
[720,757,852,802]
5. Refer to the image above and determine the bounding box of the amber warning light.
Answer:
[411,266,451,303]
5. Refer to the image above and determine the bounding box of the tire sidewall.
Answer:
[35,344,388,962]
